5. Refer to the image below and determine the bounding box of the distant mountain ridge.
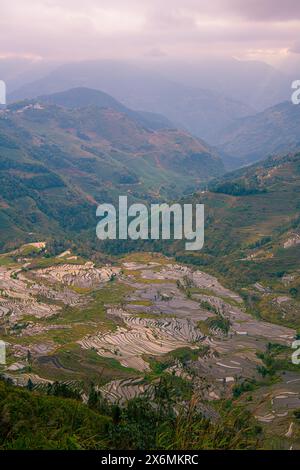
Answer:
[218,101,300,167]
[38,87,173,131]
[8,60,254,144]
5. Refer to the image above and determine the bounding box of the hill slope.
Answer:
[0,92,224,250]
[218,102,300,166]
[38,87,173,130]
[164,152,300,329]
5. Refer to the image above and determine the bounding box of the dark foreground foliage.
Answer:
[0,379,262,450]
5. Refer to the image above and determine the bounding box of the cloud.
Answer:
[290,40,300,54]
[0,0,298,62]
[144,48,167,58]
[226,0,300,22]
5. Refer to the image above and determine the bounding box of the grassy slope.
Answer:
[0,380,110,450]
[168,153,300,328]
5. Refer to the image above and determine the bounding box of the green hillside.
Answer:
[163,153,300,329]
[0,94,224,251]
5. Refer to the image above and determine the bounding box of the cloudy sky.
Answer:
[1,0,300,64]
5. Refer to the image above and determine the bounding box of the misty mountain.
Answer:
[38,87,173,130]
[8,60,254,144]
[217,101,300,166]
[0,94,224,249]
[148,57,292,111]
[0,57,58,93]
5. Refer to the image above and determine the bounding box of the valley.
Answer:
[0,89,299,452]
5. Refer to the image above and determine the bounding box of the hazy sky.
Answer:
[1,0,300,64]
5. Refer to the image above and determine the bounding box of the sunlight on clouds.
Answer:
[241,48,290,62]
[0,53,43,60]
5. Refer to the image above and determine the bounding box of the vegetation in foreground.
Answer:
[0,378,263,450]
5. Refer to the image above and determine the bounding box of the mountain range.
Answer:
[2,85,300,252]
[0,87,223,251]
[4,59,297,165]
[7,60,254,144]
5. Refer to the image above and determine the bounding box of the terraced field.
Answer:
[0,246,299,447]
